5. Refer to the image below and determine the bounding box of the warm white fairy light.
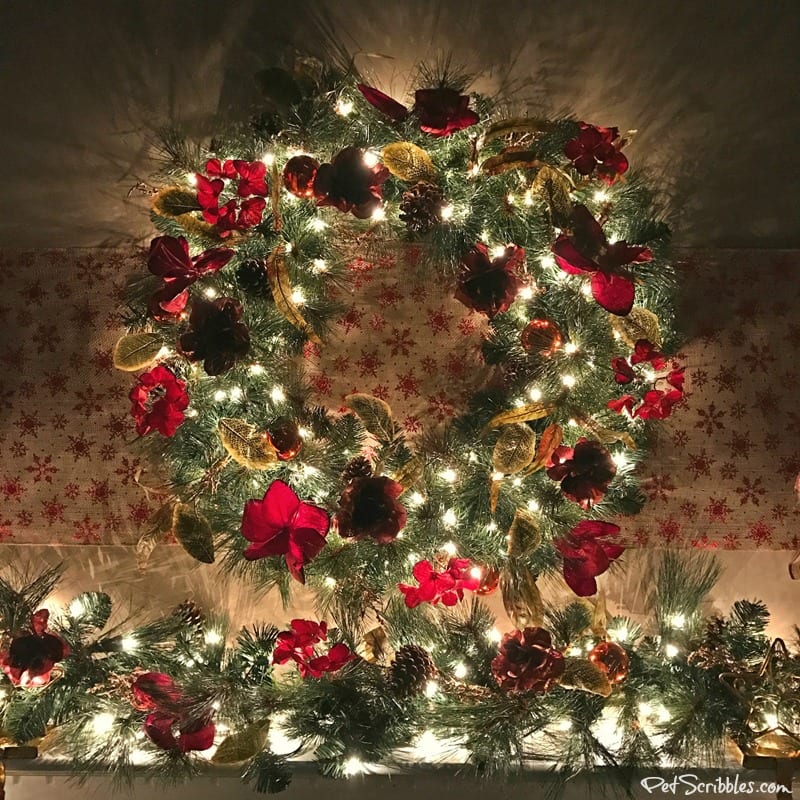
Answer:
[185,172,197,186]
[556,719,573,732]
[262,152,275,167]
[512,477,522,487]
[270,386,285,403]
[424,680,439,698]
[657,705,673,723]
[480,230,490,243]
[486,627,502,643]
[486,521,497,532]
[524,190,534,206]
[513,397,525,407]
[470,163,480,177]
[580,283,593,298]
[562,374,576,388]
[527,498,540,512]
[490,245,507,260]
[309,217,328,232]
[540,254,556,269]
[371,206,386,221]
[185,408,198,418]
[213,390,227,402]
[121,636,138,652]
[568,418,578,427]
[612,452,629,469]
[441,541,458,556]
[506,193,515,205]
[362,150,379,168]
[69,598,85,618]
[669,613,686,629]
[568,646,582,657]
[407,552,419,564]
[92,713,115,735]
[519,286,534,300]
[229,386,243,401]
[284,242,293,254]
[664,643,680,659]
[442,508,457,527]
[249,363,264,375]
[324,576,337,588]
[335,98,353,116]
[203,287,218,299]
[204,630,223,646]
[469,566,483,580]
[453,662,468,679]
[564,342,578,354]
[491,471,504,481]
[291,289,306,305]
[638,702,653,717]
[343,756,364,776]
[609,627,629,643]
[298,426,311,439]
[440,467,458,483]
[312,258,328,273]
[593,189,610,203]
[408,491,424,507]
[529,387,542,402]
[440,204,454,220]
[644,368,656,382]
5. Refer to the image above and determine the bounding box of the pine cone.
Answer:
[236,259,272,298]
[387,644,435,698]
[341,456,373,482]
[173,599,204,632]
[688,616,733,669]
[399,181,444,234]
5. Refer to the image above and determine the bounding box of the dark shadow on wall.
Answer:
[0,0,798,248]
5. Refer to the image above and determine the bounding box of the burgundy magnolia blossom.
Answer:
[129,365,190,437]
[491,627,565,693]
[555,520,624,596]
[552,205,652,316]
[415,88,479,136]
[177,296,250,375]
[312,146,389,219]
[146,236,233,321]
[398,557,481,608]
[356,84,479,136]
[564,122,629,184]
[546,438,617,509]
[195,158,268,236]
[0,609,69,687]
[272,619,355,679]
[336,476,407,544]
[454,243,525,318]
[241,480,330,583]
[131,672,215,753]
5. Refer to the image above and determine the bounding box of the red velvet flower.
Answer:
[312,146,389,219]
[131,671,182,712]
[491,627,564,693]
[633,387,684,420]
[147,236,234,321]
[454,243,525,318]
[555,520,624,596]
[241,480,330,583]
[129,366,189,437]
[336,476,407,543]
[272,619,355,678]
[612,357,635,384]
[552,205,652,316]
[356,84,410,122]
[546,438,617,509]
[356,84,478,136]
[415,88,479,136]
[564,122,628,184]
[398,557,480,608]
[195,158,268,236]
[607,394,637,415]
[607,363,685,420]
[0,610,69,687]
[630,339,666,369]
[177,296,250,375]
[131,671,215,752]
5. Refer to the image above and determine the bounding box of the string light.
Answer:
[669,613,686,629]
[203,287,218,299]
[312,258,328,273]
[580,283,593,298]
[213,390,227,402]
[324,576,337,588]
[249,364,264,375]
[262,153,275,167]
[185,172,197,186]
[270,386,285,403]
[371,207,386,221]
[424,680,439,698]
[69,598,85,618]
[442,508,457,527]
[441,541,458,556]
[612,452,629,469]
[343,756,365,776]
[335,98,353,116]
[568,418,578,426]
[486,627,502,643]
[470,163,479,177]
[229,386,243,401]
[92,713,115,735]
[491,471,504,481]
[291,289,306,305]
[519,286,534,300]
[309,218,327,232]
[469,566,483,580]
[664,643,679,659]
[529,387,542,402]
[490,245,507,259]
[562,374,576,388]
[564,342,578,354]
[453,662,468,679]
[362,151,379,168]
[408,491,424,507]
[556,719,573,732]
[593,189,610,203]
[121,636,138,652]
[506,193,515,205]
[609,627,629,643]
[284,242,293,254]
[439,468,457,483]
[527,499,540,512]
[524,190,534,206]
[204,630,223,645]
[540,254,556,269]
[440,204,454,220]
